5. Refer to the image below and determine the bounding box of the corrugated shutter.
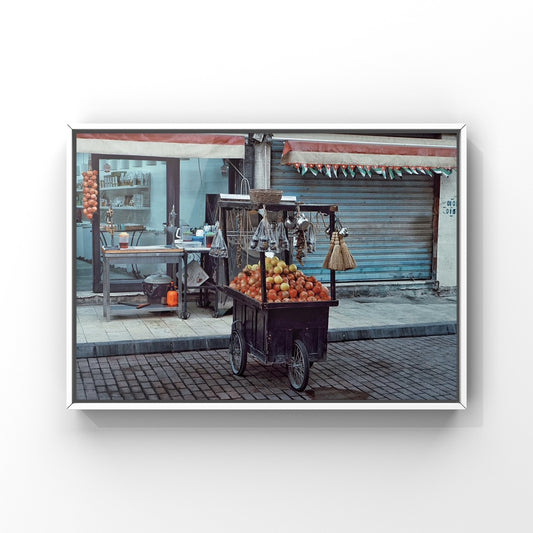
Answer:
[271,141,436,283]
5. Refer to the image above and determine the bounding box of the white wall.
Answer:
[3,2,532,533]
[437,170,458,288]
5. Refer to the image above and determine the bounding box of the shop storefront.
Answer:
[74,132,248,293]
[268,133,458,289]
[73,129,458,296]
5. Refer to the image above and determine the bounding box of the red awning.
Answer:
[76,133,246,159]
[280,135,457,176]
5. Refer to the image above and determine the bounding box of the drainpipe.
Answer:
[253,134,272,188]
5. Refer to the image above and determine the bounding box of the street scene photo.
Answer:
[71,127,462,406]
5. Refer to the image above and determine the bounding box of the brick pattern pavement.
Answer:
[76,295,457,345]
[75,335,458,403]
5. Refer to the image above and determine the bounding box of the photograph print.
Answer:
[68,125,466,409]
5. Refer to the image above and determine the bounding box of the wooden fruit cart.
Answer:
[217,197,339,391]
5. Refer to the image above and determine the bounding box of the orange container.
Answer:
[167,283,178,307]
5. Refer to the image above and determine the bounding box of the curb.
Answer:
[76,321,457,358]
[327,321,457,342]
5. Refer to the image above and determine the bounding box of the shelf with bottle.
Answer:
[100,169,152,189]
[100,178,151,211]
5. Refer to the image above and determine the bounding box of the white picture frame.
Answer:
[67,123,466,410]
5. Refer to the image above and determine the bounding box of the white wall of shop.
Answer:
[3,3,532,533]
[437,170,458,289]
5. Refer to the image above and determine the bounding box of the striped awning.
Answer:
[280,134,457,178]
[76,133,246,159]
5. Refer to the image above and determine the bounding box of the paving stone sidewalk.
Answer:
[76,294,458,357]
[75,334,458,403]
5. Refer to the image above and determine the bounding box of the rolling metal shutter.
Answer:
[270,140,436,283]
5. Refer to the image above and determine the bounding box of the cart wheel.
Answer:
[229,329,247,376]
[288,339,310,392]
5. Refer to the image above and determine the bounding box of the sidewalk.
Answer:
[76,293,457,358]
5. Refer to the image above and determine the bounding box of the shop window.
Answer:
[75,155,229,293]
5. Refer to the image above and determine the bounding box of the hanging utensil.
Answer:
[284,213,296,230]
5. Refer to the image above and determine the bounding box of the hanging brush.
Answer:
[328,232,346,271]
[339,234,357,270]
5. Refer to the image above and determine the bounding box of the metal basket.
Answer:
[249,189,283,204]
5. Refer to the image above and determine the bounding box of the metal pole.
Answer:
[329,211,336,300]
[260,251,267,304]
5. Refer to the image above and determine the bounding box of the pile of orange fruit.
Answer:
[228,256,331,303]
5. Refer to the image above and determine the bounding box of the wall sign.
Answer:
[444,197,457,218]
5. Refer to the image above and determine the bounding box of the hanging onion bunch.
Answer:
[82,170,99,220]
[295,230,306,266]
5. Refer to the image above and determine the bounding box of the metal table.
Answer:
[101,244,210,321]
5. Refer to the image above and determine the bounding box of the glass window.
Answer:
[75,154,229,294]
[179,158,227,230]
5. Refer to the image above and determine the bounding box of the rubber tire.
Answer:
[229,329,247,376]
[288,339,310,392]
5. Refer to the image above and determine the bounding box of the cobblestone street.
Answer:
[75,334,458,403]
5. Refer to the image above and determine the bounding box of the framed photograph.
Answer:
[67,123,466,410]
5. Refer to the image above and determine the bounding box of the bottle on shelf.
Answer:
[166,282,178,307]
